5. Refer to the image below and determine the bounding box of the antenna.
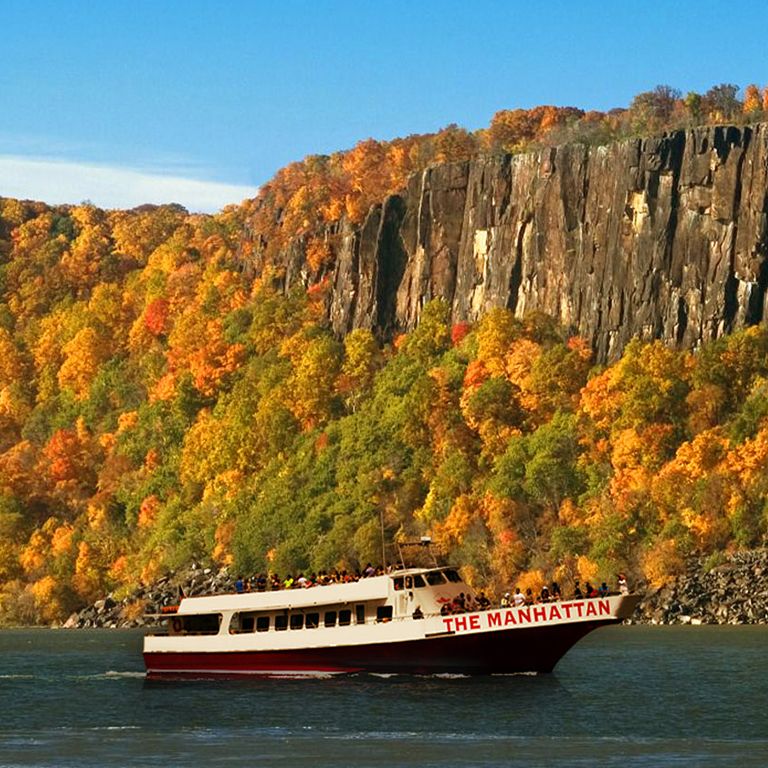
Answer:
[379,506,387,570]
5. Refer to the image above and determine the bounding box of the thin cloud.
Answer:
[0,155,258,213]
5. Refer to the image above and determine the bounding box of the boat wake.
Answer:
[103,670,146,679]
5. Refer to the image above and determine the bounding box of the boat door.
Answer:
[392,575,413,617]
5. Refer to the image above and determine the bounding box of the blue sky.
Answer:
[1,1,767,212]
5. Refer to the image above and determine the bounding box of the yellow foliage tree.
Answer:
[73,541,103,603]
[31,575,65,624]
[743,84,761,113]
[58,326,110,399]
[475,308,519,376]
[642,539,684,588]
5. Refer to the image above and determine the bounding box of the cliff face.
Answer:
[255,124,768,361]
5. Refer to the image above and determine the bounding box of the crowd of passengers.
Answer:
[439,575,630,615]
[232,563,387,594]
[231,564,630,610]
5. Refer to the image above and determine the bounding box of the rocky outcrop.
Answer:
[253,124,768,362]
[633,549,768,625]
[61,564,237,629]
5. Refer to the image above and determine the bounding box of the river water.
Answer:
[0,626,766,767]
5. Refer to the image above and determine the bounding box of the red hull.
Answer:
[144,619,614,676]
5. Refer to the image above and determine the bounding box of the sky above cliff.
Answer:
[2,0,767,212]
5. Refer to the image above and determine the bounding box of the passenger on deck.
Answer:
[540,585,550,602]
[599,581,609,597]
[583,581,598,598]
[551,582,562,600]
[235,576,245,594]
[476,591,491,610]
[524,588,534,605]
[618,573,629,595]
[500,592,511,608]
[412,605,424,619]
[363,562,376,577]
[573,580,583,599]
[440,603,451,616]
[513,588,525,607]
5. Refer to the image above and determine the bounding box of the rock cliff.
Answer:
[251,124,768,361]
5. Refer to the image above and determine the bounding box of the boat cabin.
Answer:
[162,566,473,637]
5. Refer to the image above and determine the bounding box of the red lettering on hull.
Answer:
[437,598,613,637]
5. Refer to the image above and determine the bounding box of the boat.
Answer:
[142,564,640,676]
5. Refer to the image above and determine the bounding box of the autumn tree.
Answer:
[628,85,682,132]
[743,84,762,114]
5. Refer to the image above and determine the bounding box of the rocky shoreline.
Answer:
[632,548,768,625]
[61,549,768,630]
[61,563,237,630]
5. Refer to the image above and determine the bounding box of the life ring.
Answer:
[171,618,182,633]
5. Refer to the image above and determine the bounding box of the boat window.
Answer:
[355,604,366,624]
[235,613,255,633]
[231,612,279,634]
[376,605,393,622]
[444,569,462,583]
[413,574,426,588]
[404,576,413,589]
[393,577,404,591]
[275,614,288,631]
[338,609,352,626]
[179,614,222,635]
[305,612,319,629]
[290,613,304,630]
[426,571,446,585]
[324,611,337,627]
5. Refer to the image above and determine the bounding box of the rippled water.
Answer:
[0,626,766,766]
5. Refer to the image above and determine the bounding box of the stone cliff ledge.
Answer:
[250,124,768,362]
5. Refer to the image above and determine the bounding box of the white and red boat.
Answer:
[143,565,639,676]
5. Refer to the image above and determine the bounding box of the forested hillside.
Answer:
[2,81,768,623]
